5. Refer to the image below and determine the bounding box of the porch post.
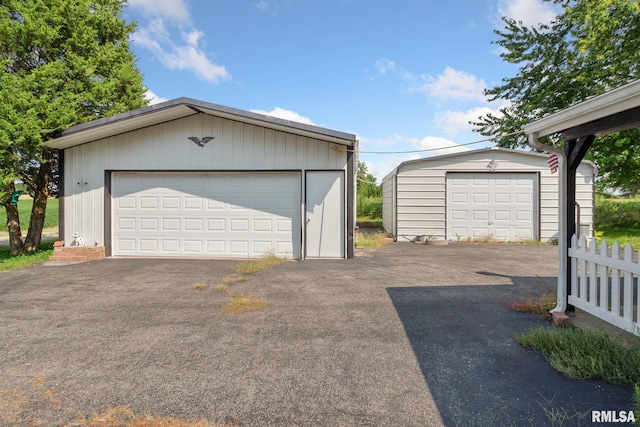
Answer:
[564,140,577,313]
[563,135,595,313]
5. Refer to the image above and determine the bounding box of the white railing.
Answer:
[569,234,640,336]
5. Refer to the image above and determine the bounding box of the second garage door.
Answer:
[447,172,537,241]
[112,172,301,258]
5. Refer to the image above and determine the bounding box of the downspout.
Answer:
[528,132,567,313]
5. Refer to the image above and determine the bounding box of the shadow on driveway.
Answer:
[0,242,635,426]
[388,273,634,426]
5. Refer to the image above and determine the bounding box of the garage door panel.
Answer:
[494,228,510,239]
[494,210,510,221]
[118,239,136,251]
[472,210,489,221]
[447,173,536,242]
[254,219,272,232]
[516,211,532,221]
[112,172,301,258]
[140,239,158,252]
[472,227,489,237]
[118,197,136,209]
[451,210,467,220]
[162,197,180,209]
[494,193,510,203]
[118,218,136,230]
[139,218,158,230]
[140,197,158,209]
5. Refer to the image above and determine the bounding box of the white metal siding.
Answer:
[385,149,595,243]
[63,113,348,247]
[382,175,394,236]
[112,172,301,258]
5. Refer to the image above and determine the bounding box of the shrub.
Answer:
[595,198,640,229]
[357,196,382,219]
[516,327,640,387]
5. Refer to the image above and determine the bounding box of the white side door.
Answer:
[305,171,345,258]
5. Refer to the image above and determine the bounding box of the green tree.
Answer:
[473,0,640,193]
[0,0,147,255]
[357,161,381,198]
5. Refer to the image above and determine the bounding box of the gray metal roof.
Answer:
[46,97,357,149]
[382,146,596,181]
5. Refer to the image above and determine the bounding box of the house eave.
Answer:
[45,98,357,150]
[523,79,640,138]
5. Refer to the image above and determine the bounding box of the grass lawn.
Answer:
[0,197,58,233]
[595,228,640,251]
[0,198,58,272]
[0,241,54,272]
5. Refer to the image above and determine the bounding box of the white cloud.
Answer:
[145,90,168,105]
[497,0,559,27]
[374,58,396,75]
[133,19,230,84]
[254,1,271,13]
[250,107,315,126]
[127,0,190,23]
[410,135,468,156]
[357,133,469,181]
[435,104,506,136]
[407,67,487,103]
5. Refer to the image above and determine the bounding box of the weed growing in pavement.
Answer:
[235,251,285,275]
[354,230,390,248]
[192,283,209,290]
[213,252,284,314]
[219,294,270,314]
[535,392,590,427]
[1,376,234,426]
[511,292,556,320]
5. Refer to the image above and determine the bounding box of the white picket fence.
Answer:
[569,234,640,336]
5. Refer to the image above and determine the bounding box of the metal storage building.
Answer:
[382,147,596,243]
[46,98,357,259]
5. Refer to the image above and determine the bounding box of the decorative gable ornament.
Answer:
[188,136,215,147]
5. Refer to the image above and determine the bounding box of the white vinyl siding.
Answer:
[382,149,596,243]
[381,174,395,234]
[63,113,348,248]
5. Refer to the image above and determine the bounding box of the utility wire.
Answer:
[349,129,524,154]
[354,130,526,185]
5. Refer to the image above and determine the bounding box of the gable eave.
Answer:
[394,146,596,173]
[523,79,640,138]
[46,97,356,150]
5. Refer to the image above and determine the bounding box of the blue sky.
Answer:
[124,0,561,181]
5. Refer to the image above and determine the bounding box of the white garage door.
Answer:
[447,173,537,241]
[112,172,301,258]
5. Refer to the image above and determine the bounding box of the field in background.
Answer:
[594,196,640,250]
[0,198,58,235]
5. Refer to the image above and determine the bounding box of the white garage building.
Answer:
[47,98,357,259]
[382,147,596,243]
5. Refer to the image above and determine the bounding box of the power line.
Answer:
[349,130,524,154]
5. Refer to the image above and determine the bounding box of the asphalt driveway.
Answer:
[0,243,633,426]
